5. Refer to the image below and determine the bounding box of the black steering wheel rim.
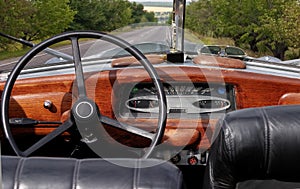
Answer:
[1,31,167,158]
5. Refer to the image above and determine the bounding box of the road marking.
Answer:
[0,60,19,68]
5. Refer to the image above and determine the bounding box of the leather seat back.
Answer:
[203,105,300,188]
[2,156,183,189]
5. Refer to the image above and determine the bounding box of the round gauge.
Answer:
[193,99,230,109]
[128,99,159,109]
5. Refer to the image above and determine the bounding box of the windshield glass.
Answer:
[80,23,203,61]
[32,23,204,68]
[1,0,299,71]
[84,24,172,60]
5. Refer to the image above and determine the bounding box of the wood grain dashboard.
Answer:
[1,65,300,149]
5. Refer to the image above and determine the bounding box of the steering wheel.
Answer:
[1,31,167,158]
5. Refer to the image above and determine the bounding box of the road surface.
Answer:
[0,26,170,72]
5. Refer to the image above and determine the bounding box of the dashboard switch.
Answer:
[200,152,207,165]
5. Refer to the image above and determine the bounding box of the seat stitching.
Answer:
[13,158,25,189]
[133,159,140,189]
[72,159,80,189]
[260,108,270,175]
[223,117,234,163]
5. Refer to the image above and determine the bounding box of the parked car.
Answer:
[199,45,248,60]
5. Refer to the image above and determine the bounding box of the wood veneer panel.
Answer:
[2,66,300,148]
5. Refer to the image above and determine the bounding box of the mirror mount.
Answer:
[168,0,186,63]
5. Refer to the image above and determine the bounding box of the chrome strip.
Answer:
[245,61,300,73]
[126,95,230,114]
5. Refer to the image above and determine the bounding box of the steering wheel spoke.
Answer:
[22,119,73,156]
[100,115,155,141]
[70,37,87,97]
[21,120,73,157]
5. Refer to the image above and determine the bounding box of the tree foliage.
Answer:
[130,2,145,23]
[186,0,300,59]
[69,0,157,31]
[142,11,157,23]
[0,0,157,51]
[185,0,214,37]
[0,0,75,49]
[0,0,34,49]
[24,0,76,41]
[69,0,132,31]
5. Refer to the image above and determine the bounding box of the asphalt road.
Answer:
[0,26,170,72]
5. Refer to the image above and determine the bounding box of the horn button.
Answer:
[73,98,97,121]
[76,101,94,118]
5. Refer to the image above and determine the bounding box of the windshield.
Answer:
[1,0,299,71]
[81,24,203,60]
[36,23,204,67]
[84,25,172,60]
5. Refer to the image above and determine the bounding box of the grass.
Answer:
[0,48,30,60]
[0,39,73,61]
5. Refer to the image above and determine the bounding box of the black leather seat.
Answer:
[2,156,183,189]
[203,105,300,189]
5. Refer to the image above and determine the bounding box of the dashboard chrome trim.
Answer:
[125,95,231,114]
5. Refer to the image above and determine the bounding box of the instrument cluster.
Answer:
[116,82,236,118]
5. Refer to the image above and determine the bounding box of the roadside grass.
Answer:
[0,48,30,60]
[0,40,74,61]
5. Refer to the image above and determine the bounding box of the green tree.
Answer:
[256,0,300,59]
[185,0,214,36]
[186,0,300,60]
[69,0,132,31]
[0,0,34,50]
[101,0,132,31]
[0,0,75,50]
[69,0,106,30]
[210,0,264,51]
[130,2,145,23]
[142,12,157,23]
[130,2,157,23]
[23,0,76,41]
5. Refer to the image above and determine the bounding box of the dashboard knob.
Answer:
[171,154,181,164]
[43,100,53,109]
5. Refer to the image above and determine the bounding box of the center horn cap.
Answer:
[75,101,94,119]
